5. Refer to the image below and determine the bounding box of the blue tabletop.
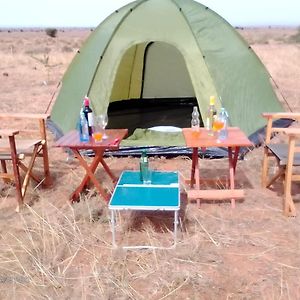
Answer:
[118,170,178,186]
[109,171,180,210]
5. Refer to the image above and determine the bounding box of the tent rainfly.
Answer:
[50,0,283,140]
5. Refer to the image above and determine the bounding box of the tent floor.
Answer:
[107,97,202,136]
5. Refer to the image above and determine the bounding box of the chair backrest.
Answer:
[262,112,300,144]
[262,112,300,216]
[0,113,52,211]
[0,113,50,141]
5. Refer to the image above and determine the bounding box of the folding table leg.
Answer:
[111,210,116,248]
[173,210,179,248]
[190,147,198,188]
[70,149,109,202]
[191,147,201,207]
[99,157,117,182]
[228,147,240,208]
[75,150,103,189]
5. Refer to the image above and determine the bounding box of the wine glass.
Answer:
[212,115,225,143]
[99,113,108,139]
[92,116,104,143]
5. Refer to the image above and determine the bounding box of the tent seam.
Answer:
[170,0,220,103]
[128,45,138,99]
[87,0,148,96]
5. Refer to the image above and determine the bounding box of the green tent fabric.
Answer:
[51,0,283,138]
[121,128,185,147]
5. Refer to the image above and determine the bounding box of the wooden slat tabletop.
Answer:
[182,127,253,148]
[54,129,128,150]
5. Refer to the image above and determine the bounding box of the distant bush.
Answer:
[45,28,57,38]
[25,47,51,55]
[289,26,300,43]
[61,45,74,53]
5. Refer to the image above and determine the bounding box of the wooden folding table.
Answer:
[182,127,253,208]
[55,129,128,202]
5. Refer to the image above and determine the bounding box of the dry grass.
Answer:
[0,28,300,299]
[1,154,300,299]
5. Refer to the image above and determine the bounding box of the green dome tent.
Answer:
[50,0,283,142]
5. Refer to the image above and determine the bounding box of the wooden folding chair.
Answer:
[261,112,300,216]
[0,113,52,211]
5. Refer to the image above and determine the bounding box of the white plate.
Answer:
[148,126,182,133]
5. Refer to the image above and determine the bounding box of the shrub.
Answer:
[289,26,300,43]
[45,28,57,38]
[61,45,74,53]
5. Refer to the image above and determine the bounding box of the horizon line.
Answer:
[0,24,299,30]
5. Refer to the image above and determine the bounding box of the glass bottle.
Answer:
[82,96,94,136]
[139,150,149,183]
[218,107,229,141]
[191,106,200,132]
[79,108,89,142]
[206,96,217,135]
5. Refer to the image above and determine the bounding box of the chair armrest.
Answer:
[262,113,300,143]
[283,128,300,136]
[262,112,300,120]
[0,129,19,137]
[0,130,19,154]
[0,113,50,120]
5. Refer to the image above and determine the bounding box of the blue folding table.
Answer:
[109,170,180,249]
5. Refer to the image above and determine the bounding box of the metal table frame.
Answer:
[109,171,180,249]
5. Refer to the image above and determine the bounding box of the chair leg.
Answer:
[21,144,40,198]
[266,165,285,188]
[261,147,269,187]
[38,118,52,187]
[283,137,297,216]
[283,175,296,217]
[8,135,23,211]
[19,161,41,183]
[1,160,10,184]
[41,142,52,187]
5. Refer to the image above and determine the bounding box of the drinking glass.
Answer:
[99,113,108,139]
[212,116,225,143]
[92,116,103,143]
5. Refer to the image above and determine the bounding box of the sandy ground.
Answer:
[0,28,300,299]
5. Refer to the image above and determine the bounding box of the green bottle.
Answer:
[139,150,148,182]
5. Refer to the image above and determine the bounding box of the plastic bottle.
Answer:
[218,107,229,141]
[82,96,94,136]
[79,109,89,142]
[206,96,217,135]
[139,150,149,183]
[191,106,200,132]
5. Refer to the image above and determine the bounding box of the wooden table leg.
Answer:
[71,149,101,198]
[191,147,201,207]
[81,151,103,188]
[99,155,117,182]
[190,147,198,188]
[70,149,109,202]
[228,147,240,208]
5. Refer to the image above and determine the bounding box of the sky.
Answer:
[0,0,299,28]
